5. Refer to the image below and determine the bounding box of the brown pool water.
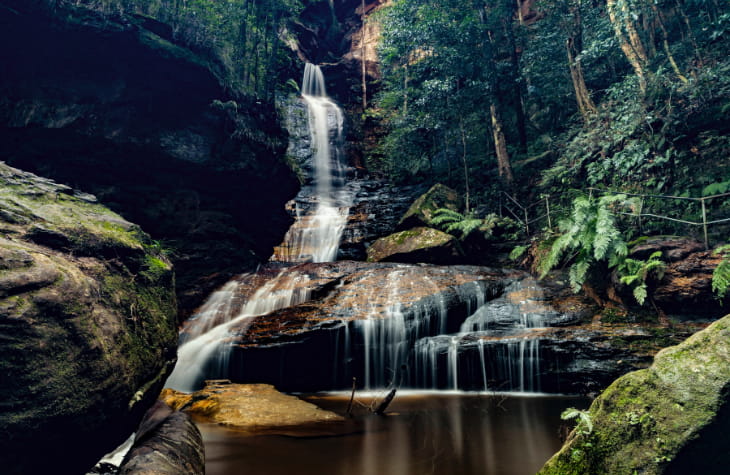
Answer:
[199,392,588,475]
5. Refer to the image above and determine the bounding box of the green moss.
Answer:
[539,315,730,474]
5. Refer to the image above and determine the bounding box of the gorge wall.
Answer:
[0,0,299,316]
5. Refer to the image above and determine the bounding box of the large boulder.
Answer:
[0,1,299,316]
[539,314,730,474]
[0,163,178,475]
[366,226,463,264]
[396,183,461,231]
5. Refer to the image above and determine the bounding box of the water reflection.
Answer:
[200,393,587,475]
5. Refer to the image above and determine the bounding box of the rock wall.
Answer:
[0,0,299,316]
[0,163,178,475]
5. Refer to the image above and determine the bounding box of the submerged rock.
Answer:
[161,381,343,432]
[366,227,463,264]
[119,401,204,475]
[0,163,177,475]
[539,314,730,474]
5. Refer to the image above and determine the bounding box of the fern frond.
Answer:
[445,218,483,239]
[510,245,529,261]
[633,284,648,305]
[561,408,593,435]
[569,257,591,292]
[431,208,465,227]
[712,257,730,299]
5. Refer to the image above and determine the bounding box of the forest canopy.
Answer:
[370,0,729,217]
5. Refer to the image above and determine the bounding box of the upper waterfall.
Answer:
[272,63,352,263]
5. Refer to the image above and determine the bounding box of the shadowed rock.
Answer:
[119,401,204,475]
[0,163,177,475]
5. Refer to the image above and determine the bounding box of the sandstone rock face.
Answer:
[0,163,178,474]
[119,401,205,475]
[161,381,343,432]
[366,226,463,264]
[0,1,298,316]
[539,315,730,475]
[610,237,727,319]
[184,261,518,391]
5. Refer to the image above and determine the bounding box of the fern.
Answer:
[617,251,666,305]
[712,245,730,299]
[509,244,529,261]
[431,208,483,240]
[538,194,630,293]
[561,407,593,435]
[430,208,466,227]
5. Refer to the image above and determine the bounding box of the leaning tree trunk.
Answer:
[606,0,649,93]
[490,103,514,183]
[566,1,597,119]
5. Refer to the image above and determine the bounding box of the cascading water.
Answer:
[412,278,552,392]
[273,63,352,263]
[166,64,351,391]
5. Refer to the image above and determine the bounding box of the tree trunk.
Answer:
[606,0,649,93]
[566,1,596,119]
[459,118,471,212]
[505,14,528,152]
[491,103,514,183]
[651,3,688,83]
[361,0,367,110]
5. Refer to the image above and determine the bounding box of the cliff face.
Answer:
[0,163,178,475]
[0,1,299,316]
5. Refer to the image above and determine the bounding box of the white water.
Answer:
[166,271,314,391]
[412,278,551,392]
[274,63,351,263]
[165,64,352,391]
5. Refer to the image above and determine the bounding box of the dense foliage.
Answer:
[371,0,730,228]
[44,0,303,98]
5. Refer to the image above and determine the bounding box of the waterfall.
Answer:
[165,64,354,391]
[273,63,352,263]
[166,271,314,391]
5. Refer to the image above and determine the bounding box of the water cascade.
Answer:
[166,64,350,391]
[411,278,554,392]
[273,63,352,263]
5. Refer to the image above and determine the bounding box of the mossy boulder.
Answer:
[396,183,461,231]
[366,227,463,264]
[0,163,178,475]
[539,314,730,475]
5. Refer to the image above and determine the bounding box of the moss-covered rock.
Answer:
[396,183,461,231]
[0,163,178,475]
[366,227,463,264]
[539,314,730,475]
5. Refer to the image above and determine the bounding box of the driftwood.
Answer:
[373,388,397,415]
[346,378,357,416]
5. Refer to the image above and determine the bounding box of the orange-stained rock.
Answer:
[160,381,343,432]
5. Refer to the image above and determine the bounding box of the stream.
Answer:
[201,393,588,475]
